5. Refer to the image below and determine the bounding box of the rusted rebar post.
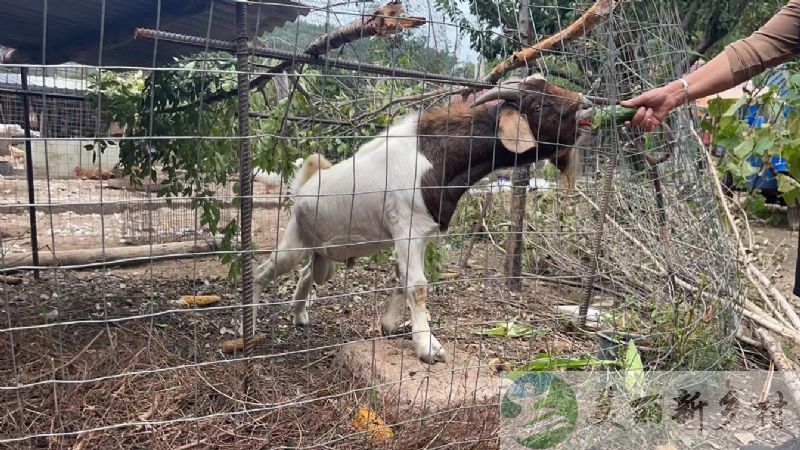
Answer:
[133,28,495,91]
[235,1,255,368]
[20,68,40,279]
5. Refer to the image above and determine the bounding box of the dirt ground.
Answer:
[750,223,798,300]
[0,237,598,448]
[0,178,287,257]
[1,182,799,448]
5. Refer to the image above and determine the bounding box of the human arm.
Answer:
[621,0,800,131]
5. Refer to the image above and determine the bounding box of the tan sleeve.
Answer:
[725,0,800,84]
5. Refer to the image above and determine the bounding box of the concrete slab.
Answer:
[337,338,510,413]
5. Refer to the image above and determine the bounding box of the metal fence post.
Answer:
[20,67,40,279]
[235,2,255,365]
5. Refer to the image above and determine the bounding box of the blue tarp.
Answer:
[744,70,791,191]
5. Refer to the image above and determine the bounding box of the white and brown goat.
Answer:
[253,75,596,363]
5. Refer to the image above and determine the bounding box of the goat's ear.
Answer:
[497,108,536,153]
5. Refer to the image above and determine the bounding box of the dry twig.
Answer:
[756,328,800,408]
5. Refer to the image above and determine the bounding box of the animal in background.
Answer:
[74,166,112,180]
[8,145,25,168]
[252,157,313,195]
[252,75,596,363]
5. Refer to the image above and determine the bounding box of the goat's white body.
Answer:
[252,77,588,364]
[291,113,438,261]
[253,112,446,363]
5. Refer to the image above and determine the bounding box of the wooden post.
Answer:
[506,166,530,291]
[505,0,534,291]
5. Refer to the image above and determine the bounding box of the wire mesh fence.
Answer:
[0,0,747,448]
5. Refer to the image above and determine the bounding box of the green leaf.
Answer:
[476,321,534,338]
[733,139,754,159]
[707,98,737,118]
[624,341,644,396]
[778,174,800,205]
[725,98,746,116]
[753,136,775,155]
[514,353,620,372]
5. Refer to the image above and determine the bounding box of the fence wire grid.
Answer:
[0,0,746,448]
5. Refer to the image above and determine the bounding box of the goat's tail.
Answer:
[291,153,332,194]
[554,148,580,190]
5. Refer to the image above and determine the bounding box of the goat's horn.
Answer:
[471,79,523,108]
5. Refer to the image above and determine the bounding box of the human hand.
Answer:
[620,82,684,132]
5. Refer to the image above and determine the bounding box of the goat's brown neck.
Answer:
[416,104,562,230]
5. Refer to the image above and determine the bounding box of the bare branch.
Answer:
[485,0,624,84]
[305,2,425,57]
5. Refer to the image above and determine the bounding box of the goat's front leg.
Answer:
[291,261,314,326]
[380,263,406,335]
[396,237,446,363]
[380,288,406,336]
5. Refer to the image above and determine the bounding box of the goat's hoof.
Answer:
[380,309,406,336]
[416,340,446,364]
[293,310,310,326]
[380,319,403,336]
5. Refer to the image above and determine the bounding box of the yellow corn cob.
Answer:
[219,335,266,354]
[174,295,220,307]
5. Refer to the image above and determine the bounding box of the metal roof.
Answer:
[0,0,310,68]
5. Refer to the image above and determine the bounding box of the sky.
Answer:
[300,0,483,67]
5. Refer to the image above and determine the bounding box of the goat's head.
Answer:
[471,74,595,153]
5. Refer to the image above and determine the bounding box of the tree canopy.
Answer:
[434,0,782,64]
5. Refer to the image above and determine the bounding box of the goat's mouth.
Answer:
[576,106,596,134]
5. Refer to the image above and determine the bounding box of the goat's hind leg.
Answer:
[292,254,332,326]
[252,221,307,333]
[292,261,314,326]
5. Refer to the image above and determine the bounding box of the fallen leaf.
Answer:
[352,406,393,442]
[475,321,533,338]
[734,432,756,445]
[654,443,677,450]
[487,357,504,373]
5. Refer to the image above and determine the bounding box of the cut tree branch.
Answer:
[200,1,425,109]
[485,0,624,84]
[360,0,622,118]
[305,2,425,57]
[756,327,800,409]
